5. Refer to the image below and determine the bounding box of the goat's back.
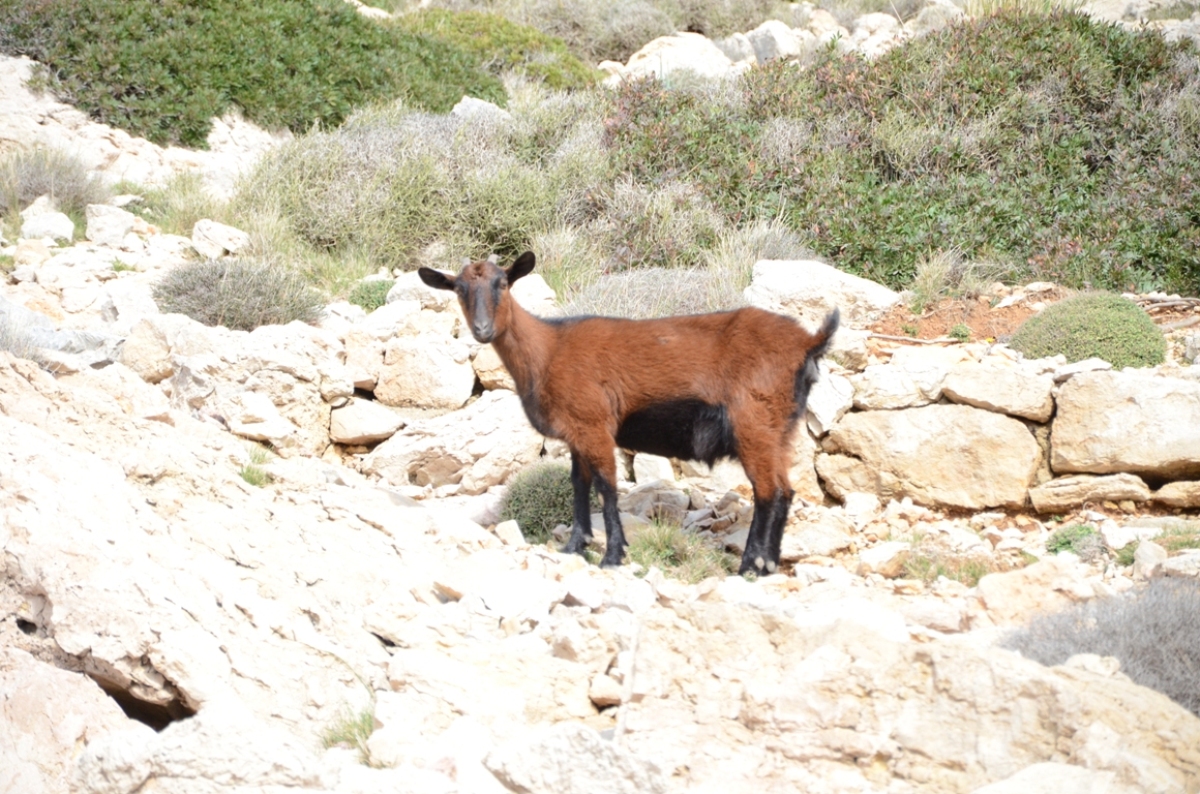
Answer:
[543,307,825,411]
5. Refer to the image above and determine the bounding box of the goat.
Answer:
[419,252,839,576]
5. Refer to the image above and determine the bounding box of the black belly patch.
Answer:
[616,400,737,465]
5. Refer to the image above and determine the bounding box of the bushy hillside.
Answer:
[228,10,1200,299]
[0,0,506,147]
[610,11,1200,292]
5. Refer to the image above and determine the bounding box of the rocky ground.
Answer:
[3,6,1200,793]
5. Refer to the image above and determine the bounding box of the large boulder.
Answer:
[608,32,735,84]
[21,210,74,242]
[819,404,1042,509]
[125,314,354,455]
[1052,371,1200,479]
[744,259,901,329]
[374,333,476,410]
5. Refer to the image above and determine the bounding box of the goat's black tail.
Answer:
[794,308,840,418]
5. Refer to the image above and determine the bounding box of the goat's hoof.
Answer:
[560,539,589,557]
[738,554,777,578]
[599,551,625,568]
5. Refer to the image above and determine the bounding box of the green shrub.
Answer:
[153,258,325,331]
[233,93,599,273]
[1002,578,1200,716]
[0,147,108,218]
[348,279,393,313]
[1008,292,1167,368]
[1045,523,1104,560]
[500,462,590,544]
[903,551,1009,587]
[0,0,504,148]
[499,0,678,64]
[627,521,737,583]
[130,172,227,237]
[607,12,1200,293]
[321,706,376,766]
[393,9,599,90]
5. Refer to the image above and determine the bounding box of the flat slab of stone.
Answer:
[1052,371,1200,479]
[329,398,404,445]
[1153,481,1200,508]
[1029,473,1151,513]
[942,360,1055,422]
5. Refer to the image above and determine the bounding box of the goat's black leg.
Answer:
[561,453,594,556]
[738,488,792,576]
[595,473,627,568]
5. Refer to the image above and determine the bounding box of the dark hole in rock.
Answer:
[15,618,37,635]
[371,631,397,648]
[93,679,197,732]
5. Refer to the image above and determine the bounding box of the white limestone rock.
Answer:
[820,403,1042,509]
[744,259,901,330]
[363,390,545,494]
[85,203,137,247]
[1052,370,1200,479]
[21,210,74,243]
[1029,474,1151,513]
[942,360,1056,422]
[191,218,250,259]
[329,398,404,445]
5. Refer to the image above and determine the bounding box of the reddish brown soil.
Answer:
[869,289,1200,343]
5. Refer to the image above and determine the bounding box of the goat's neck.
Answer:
[490,299,554,391]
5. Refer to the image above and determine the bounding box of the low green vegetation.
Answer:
[0,0,504,147]
[239,444,275,487]
[1045,523,1104,560]
[393,9,599,90]
[128,172,227,237]
[1008,293,1167,368]
[348,279,393,313]
[907,250,1013,313]
[153,258,326,332]
[903,551,1006,587]
[1157,522,1200,554]
[500,462,587,544]
[224,11,1199,300]
[627,521,737,583]
[404,0,797,63]
[321,706,377,766]
[1003,578,1200,717]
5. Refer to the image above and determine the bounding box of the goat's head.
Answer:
[418,251,536,343]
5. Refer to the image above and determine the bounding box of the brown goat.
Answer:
[419,252,839,576]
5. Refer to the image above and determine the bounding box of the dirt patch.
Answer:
[869,288,1199,344]
[870,296,1041,342]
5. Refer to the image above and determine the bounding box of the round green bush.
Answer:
[1008,292,1166,369]
[500,462,589,544]
[348,279,393,313]
[153,258,325,331]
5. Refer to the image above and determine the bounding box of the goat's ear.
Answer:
[507,251,536,285]
[418,267,455,291]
